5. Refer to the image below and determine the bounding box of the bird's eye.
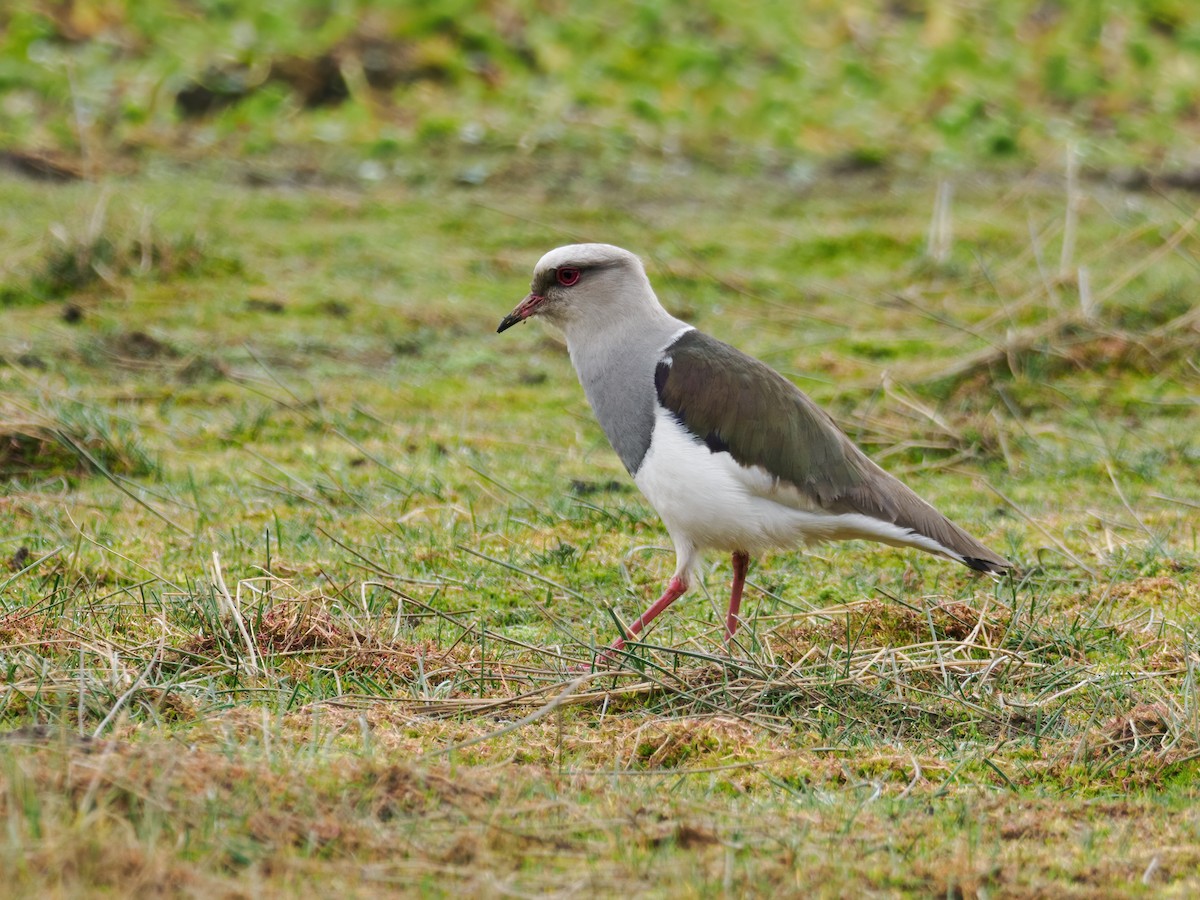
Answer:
[556,267,581,286]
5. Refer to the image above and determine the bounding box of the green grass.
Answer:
[4,0,1200,172]
[1,0,1200,894]
[1,158,1198,895]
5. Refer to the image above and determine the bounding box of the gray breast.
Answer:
[568,324,691,476]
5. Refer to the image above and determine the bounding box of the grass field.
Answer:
[3,2,1200,897]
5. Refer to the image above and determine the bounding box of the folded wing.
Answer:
[655,330,1010,573]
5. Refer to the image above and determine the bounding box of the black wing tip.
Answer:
[962,555,1015,576]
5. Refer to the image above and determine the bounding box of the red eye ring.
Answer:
[556,267,581,286]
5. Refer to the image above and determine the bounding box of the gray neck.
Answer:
[564,313,691,475]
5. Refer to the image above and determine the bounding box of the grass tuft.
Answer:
[2,193,233,306]
[0,407,159,482]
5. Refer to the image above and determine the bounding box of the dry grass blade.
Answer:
[92,637,166,738]
[984,481,1098,575]
[398,591,1126,746]
[420,670,594,758]
[413,679,657,719]
[211,551,261,677]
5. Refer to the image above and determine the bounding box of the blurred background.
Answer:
[3,0,1200,181]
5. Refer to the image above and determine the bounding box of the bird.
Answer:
[497,243,1011,657]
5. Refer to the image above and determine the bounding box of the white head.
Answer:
[497,243,667,340]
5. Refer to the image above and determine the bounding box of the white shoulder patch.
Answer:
[661,324,694,351]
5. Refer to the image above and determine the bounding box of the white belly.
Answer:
[633,407,961,568]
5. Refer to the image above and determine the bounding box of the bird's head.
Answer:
[497,243,656,336]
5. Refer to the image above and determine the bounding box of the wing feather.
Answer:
[655,331,1009,572]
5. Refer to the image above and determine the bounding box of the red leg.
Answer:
[609,574,689,652]
[725,550,750,640]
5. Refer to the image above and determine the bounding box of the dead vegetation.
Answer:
[2,682,1197,896]
[921,298,1200,399]
[2,464,1197,893]
[1,192,229,306]
[0,404,158,481]
[174,27,500,118]
[6,554,1194,770]
[843,301,1200,478]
